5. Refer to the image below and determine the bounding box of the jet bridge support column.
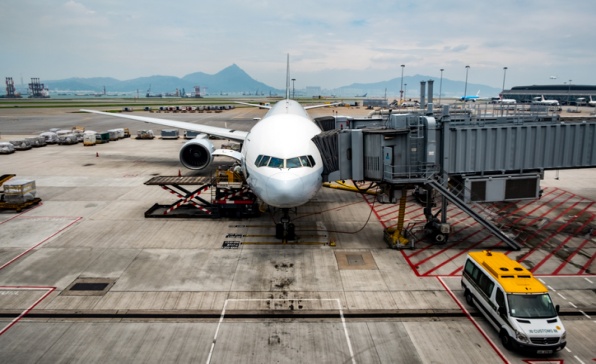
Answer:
[383,188,412,248]
[440,109,450,225]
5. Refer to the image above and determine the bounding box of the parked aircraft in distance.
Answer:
[532,95,559,106]
[497,98,516,105]
[460,90,481,102]
[82,55,336,240]
[589,96,596,107]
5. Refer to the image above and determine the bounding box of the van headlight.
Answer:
[561,332,566,341]
[515,331,529,343]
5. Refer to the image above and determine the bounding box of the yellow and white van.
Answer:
[461,250,566,354]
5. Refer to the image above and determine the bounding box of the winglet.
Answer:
[286,53,291,100]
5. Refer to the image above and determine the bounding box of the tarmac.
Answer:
[0,104,594,363]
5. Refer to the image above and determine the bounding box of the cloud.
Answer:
[2,0,596,88]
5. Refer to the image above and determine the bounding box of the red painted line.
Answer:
[0,217,82,271]
[436,277,508,363]
[552,237,594,275]
[509,188,567,225]
[0,286,55,336]
[530,206,595,273]
[423,234,495,276]
[517,198,582,263]
[578,244,596,274]
[518,191,573,228]
[399,249,422,277]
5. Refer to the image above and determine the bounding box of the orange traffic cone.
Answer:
[178,169,181,177]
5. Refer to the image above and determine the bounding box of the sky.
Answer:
[1,0,595,90]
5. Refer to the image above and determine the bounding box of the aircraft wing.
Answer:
[80,109,248,142]
[304,102,340,110]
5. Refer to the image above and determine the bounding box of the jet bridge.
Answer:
[313,107,596,250]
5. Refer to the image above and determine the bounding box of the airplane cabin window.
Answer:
[307,155,316,167]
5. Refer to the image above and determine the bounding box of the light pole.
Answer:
[439,68,444,105]
[400,64,405,103]
[291,78,296,99]
[464,65,470,97]
[404,83,407,100]
[502,67,508,97]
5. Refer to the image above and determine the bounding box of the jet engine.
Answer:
[179,134,215,170]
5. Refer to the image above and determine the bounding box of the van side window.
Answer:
[477,272,494,297]
[496,288,506,310]
[464,260,475,277]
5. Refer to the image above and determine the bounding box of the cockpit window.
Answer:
[255,155,271,167]
[254,154,316,168]
[299,156,311,167]
[286,157,301,169]
[268,157,284,168]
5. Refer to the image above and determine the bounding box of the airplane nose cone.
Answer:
[265,171,306,208]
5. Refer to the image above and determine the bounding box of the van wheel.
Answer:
[500,330,513,351]
[464,289,474,306]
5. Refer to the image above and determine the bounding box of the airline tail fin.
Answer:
[286,54,291,100]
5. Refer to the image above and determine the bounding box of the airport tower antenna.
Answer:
[439,68,444,105]
[400,64,405,103]
[464,65,470,97]
[285,54,291,100]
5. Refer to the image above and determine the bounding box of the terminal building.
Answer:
[502,84,596,105]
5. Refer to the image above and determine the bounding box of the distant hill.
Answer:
[45,64,281,96]
[42,65,500,98]
[335,75,502,99]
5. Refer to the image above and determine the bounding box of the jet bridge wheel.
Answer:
[424,220,448,245]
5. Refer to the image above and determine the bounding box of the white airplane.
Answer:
[532,95,559,106]
[588,96,596,107]
[82,55,334,239]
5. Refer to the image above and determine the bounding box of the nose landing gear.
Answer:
[275,208,296,241]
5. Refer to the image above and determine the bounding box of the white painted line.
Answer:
[578,310,591,319]
[206,299,229,364]
[548,285,556,292]
[568,302,577,308]
[206,298,356,364]
[538,278,546,284]
[573,355,585,364]
[557,292,567,300]
[334,298,356,364]
[584,277,593,284]
[564,346,571,352]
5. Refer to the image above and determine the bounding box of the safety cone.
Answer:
[178,169,181,177]
[96,152,99,157]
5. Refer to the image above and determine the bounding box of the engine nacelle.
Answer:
[179,134,215,170]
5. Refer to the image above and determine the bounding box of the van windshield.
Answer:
[508,293,557,319]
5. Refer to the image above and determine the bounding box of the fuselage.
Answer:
[241,99,323,208]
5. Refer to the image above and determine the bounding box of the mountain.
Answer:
[182,64,275,95]
[45,64,281,95]
[335,75,502,98]
[42,65,500,98]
